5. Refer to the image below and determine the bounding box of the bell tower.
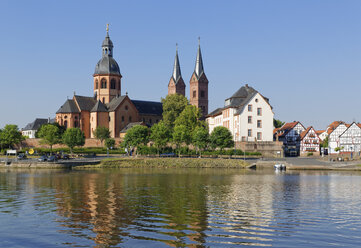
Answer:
[93,24,122,104]
[190,38,208,117]
[168,44,186,96]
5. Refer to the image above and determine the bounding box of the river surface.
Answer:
[1,168,361,247]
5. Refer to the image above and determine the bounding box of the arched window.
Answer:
[74,121,78,127]
[110,79,116,89]
[129,116,132,122]
[101,78,107,88]
[121,116,125,122]
[64,120,68,129]
[95,79,98,89]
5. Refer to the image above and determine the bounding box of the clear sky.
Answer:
[1,0,361,130]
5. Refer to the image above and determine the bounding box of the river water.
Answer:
[0,168,361,247]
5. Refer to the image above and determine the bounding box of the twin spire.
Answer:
[172,38,204,84]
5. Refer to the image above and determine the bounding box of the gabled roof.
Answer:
[327,121,347,135]
[226,84,258,108]
[74,95,97,111]
[120,122,145,133]
[56,99,80,114]
[91,100,108,112]
[132,100,163,116]
[107,95,127,112]
[316,130,325,135]
[300,126,312,140]
[22,118,49,131]
[276,121,304,138]
[339,122,361,137]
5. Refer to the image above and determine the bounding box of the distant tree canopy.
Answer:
[192,126,209,156]
[36,122,66,138]
[210,126,234,151]
[274,118,285,128]
[174,105,202,134]
[124,125,149,154]
[105,138,116,149]
[150,121,171,153]
[0,124,24,149]
[161,94,189,128]
[62,128,85,153]
[93,126,110,146]
[37,124,62,151]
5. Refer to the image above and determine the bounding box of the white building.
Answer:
[339,122,361,153]
[22,118,52,138]
[328,121,348,154]
[206,84,274,142]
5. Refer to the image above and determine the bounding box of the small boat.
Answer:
[274,164,286,170]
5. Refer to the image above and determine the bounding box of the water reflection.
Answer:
[1,168,361,247]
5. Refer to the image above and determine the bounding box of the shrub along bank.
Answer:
[77,157,249,169]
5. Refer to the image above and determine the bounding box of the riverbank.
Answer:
[76,157,250,169]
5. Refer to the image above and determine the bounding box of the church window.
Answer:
[201,90,205,98]
[102,97,105,103]
[64,121,68,128]
[101,78,107,88]
[125,105,128,110]
[95,80,99,89]
[129,116,132,122]
[122,116,125,122]
[193,90,196,98]
[110,79,116,89]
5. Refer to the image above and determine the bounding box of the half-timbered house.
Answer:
[328,121,349,154]
[274,121,306,156]
[300,126,320,155]
[339,122,361,153]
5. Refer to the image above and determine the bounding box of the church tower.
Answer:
[190,38,208,116]
[93,24,122,104]
[168,45,186,96]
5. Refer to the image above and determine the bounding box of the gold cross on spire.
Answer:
[106,23,109,32]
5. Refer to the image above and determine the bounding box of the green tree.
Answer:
[37,124,61,151]
[124,125,149,155]
[210,126,234,151]
[36,122,66,138]
[173,125,191,156]
[161,94,188,128]
[274,118,285,128]
[0,124,24,149]
[93,126,110,146]
[105,138,115,149]
[62,128,85,154]
[192,126,209,157]
[174,105,202,134]
[150,121,171,154]
[321,136,329,148]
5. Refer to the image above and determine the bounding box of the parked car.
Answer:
[62,154,70,160]
[17,154,27,160]
[38,155,48,162]
[48,155,57,162]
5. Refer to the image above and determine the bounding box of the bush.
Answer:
[18,147,126,155]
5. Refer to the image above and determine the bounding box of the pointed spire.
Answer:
[172,43,182,83]
[194,37,204,79]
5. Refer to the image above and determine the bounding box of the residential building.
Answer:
[339,122,361,153]
[206,84,274,142]
[300,126,321,155]
[316,130,328,141]
[327,121,348,154]
[22,118,53,138]
[274,121,306,156]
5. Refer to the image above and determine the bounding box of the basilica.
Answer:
[56,27,208,139]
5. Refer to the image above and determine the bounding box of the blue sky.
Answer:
[1,0,361,130]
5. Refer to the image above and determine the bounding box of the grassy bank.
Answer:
[76,157,249,169]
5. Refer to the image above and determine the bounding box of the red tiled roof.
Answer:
[327,121,346,135]
[300,126,312,140]
[316,130,325,135]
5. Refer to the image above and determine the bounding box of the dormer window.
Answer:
[225,99,230,106]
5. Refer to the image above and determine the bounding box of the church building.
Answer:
[56,26,162,138]
[167,39,209,117]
